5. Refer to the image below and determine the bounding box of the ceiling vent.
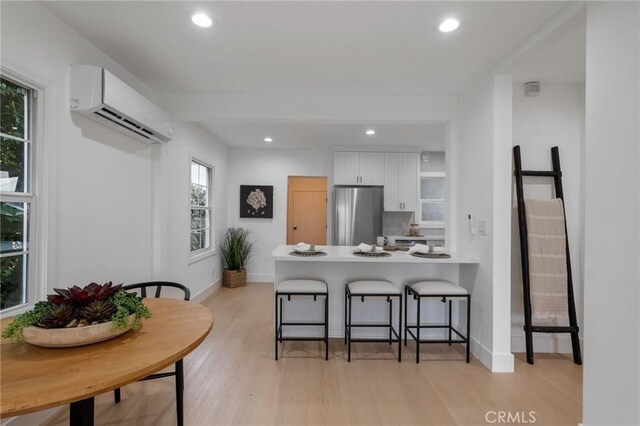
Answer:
[524,81,541,97]
[70,64,173,144]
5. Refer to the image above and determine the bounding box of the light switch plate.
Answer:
[478,220,487,236]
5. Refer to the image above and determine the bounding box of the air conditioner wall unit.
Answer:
[70,64,173,144]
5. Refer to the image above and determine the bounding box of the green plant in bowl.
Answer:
[1,282,151,344]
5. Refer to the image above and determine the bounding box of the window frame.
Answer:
[189,156,215,263]
[418,171,446,228]
[0,63,51,316]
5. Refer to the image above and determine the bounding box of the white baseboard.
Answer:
[470,337,493,370]
[491,352,515,372]
[191,279,222,303]
[511,334,584,354]
[2,407,61,426]
[470,337,515,372]
[247,273,274,283]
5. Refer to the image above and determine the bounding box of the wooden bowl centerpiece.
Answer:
[1,282,151,348]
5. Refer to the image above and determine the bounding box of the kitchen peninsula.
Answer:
[272,245,479,338]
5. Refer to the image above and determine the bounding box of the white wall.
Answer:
[226,148,333,281]
[1,1,225,299]
[458,74,514,372]
[583,3,640,425]
[0,1,156,292]
[511,83,585,353]
[153,123,228,299]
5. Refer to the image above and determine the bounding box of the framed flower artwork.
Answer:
[240,185,273,218]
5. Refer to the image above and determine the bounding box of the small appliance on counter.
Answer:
[408,223,421,237]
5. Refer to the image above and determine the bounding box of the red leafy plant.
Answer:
[48,281,122,306]
[38,282,123,328]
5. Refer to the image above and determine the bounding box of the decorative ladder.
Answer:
[513,145,582,365]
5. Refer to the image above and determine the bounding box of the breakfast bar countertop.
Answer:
[272,245,479,264]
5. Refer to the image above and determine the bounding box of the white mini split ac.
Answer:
[70,64,173,144]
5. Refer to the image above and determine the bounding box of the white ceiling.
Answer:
[43,1,573,148]
[509,8,585,84]
[200,120,447,150]
[45,1,566,95]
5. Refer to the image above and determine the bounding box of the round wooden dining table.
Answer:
[1,298,213,426]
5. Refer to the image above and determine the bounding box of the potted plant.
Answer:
[1,282,151,347]
[220,227,253,288]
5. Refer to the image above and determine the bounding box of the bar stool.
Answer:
[344,280,402,362]
[404,280,471,363]
[275,279,329,361]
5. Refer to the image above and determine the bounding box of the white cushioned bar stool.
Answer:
[275,279,328,361]
[344,280,402,362]
[404,280,471,363]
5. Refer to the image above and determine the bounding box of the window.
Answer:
[419,151,446,227]
[1,77,34,311]
[190,159,213,254]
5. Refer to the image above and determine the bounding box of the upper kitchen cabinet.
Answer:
[334,152,384,185]
[384,153,419,212]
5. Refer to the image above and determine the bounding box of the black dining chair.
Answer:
[114,281,191,426]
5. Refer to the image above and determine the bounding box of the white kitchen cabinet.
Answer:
[334,152,360,185]
[383,153,401,210]
[384,153,419,212]
[334,152,384,185]
[359,152,385,185]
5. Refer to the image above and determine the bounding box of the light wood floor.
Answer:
[45,283,582,426]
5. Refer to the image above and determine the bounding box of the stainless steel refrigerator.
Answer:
[333,186,383,246]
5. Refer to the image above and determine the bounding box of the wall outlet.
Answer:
[478,220,487,236]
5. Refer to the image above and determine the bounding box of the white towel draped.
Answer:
[295,242,311,252]
[356,243,372,252]
[407,244,430,254]
[524,198,569,319]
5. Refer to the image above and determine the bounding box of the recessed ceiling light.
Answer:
[191,12,213,28]
[438,18,460,33]
[264,137,273,143]
[366,129,376,136]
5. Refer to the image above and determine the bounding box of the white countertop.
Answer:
[272,245,479,264]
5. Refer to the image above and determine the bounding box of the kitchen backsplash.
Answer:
[382,212,413,236]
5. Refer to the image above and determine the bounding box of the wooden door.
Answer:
[333,152,360,185]
[359,152,385,185]
[287,177,328,245]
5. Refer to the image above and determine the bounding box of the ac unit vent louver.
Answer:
[93,108,152,140]
[70,65,173,144]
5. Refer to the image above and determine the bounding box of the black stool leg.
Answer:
[388,297,393,345]
[274,292,279,361]
[347,292,352,362]
[466,296,471,363]
[279,297,284,342]
[404,287,408,346]
[325,294,329,361]
[114,388,121,403]
[448,299,452,346]
[175,359,184,426]
[344,286,348,345]
[397,295,402,362]
[416,296,421,364]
